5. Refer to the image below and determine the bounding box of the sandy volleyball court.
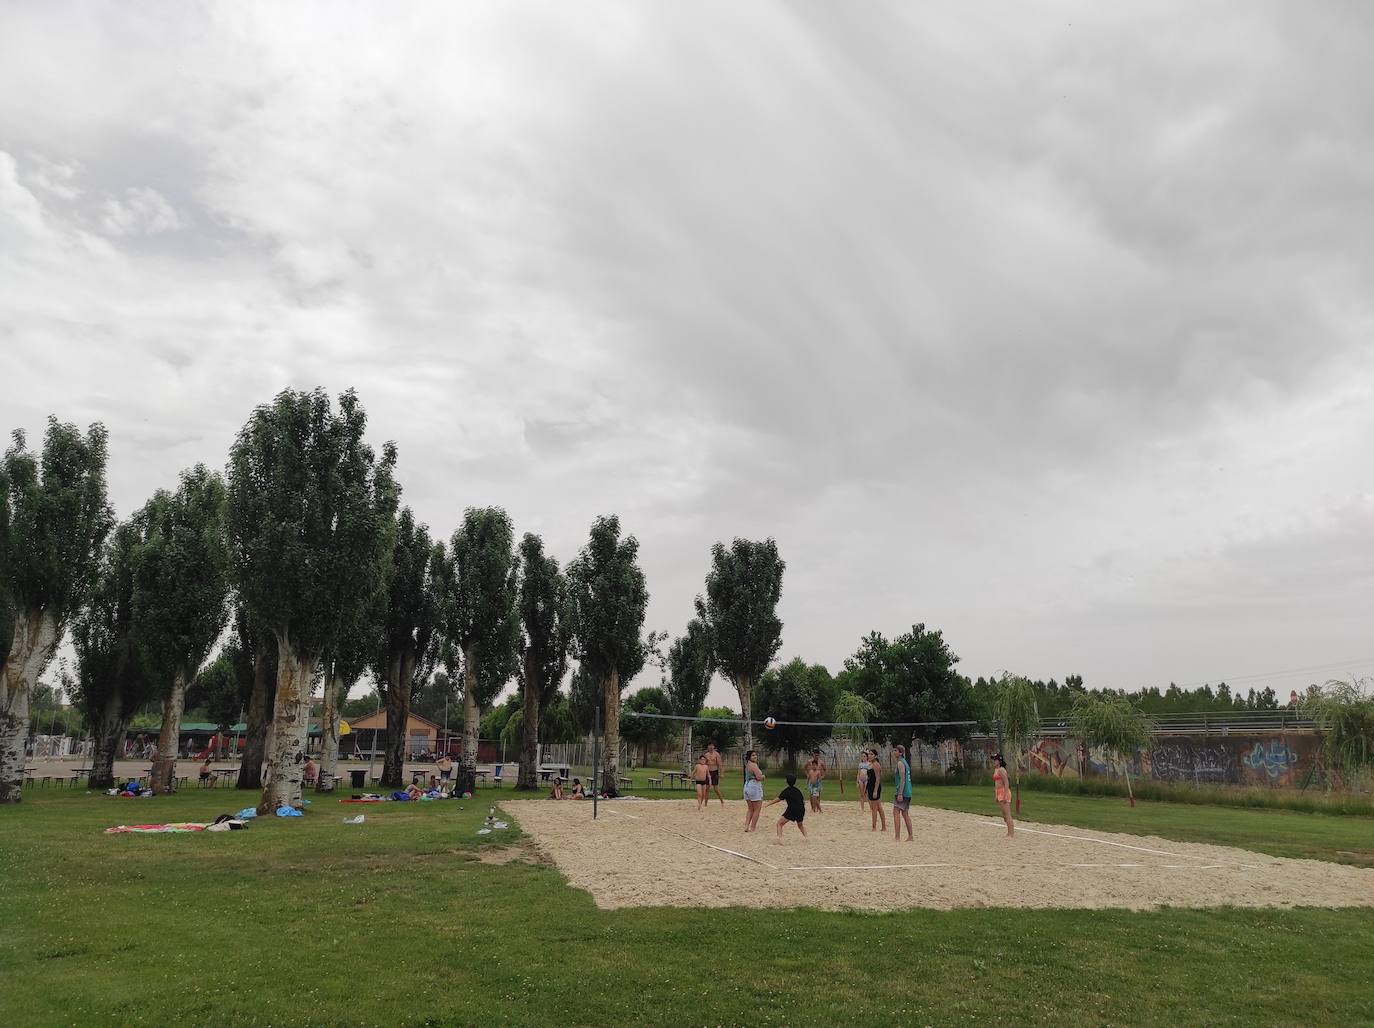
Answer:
[511,799,1374,912]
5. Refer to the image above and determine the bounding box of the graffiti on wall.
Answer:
[1149,742,1234,783]
[990,732,1315,789]
[1241,739,1300,784]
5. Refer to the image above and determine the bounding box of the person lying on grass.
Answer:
[764,774,809,844]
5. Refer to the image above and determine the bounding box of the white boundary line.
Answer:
[604,807,1267,874]
[605,808,778,869]
[973,819,1202,859]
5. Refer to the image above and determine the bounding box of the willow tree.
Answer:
[0,419,112,803]
[445,507,520,796]
[70,521,154,789]
[514,533,571,791]
[568,515,649,797]
[1069,692,1152,806]
[226,389,398,812]
[134,466,230,794]
[1304,678,1374,787]
[993,673,1040,813]
[373,508,442,789]
[696,538,784,753]
[664,618,713,772]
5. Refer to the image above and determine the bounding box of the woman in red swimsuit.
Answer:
[992,753,1014,837]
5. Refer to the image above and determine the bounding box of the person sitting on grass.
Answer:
[199,759,214,788]
[765,774,808,844]
[549,778,565,800]
[405,782,423,800]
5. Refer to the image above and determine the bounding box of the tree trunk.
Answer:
[257,641,312,814]
[457,646,479,795]
[238,638,275,790]
[600,669,621,797]
[381,653,412,789]
[152,669,188,794]
[735,674,753,755]
[89,687,128,790]
[517,650,540,791]
[681,721,692,775]
[0,611,59,804]
[317,668,344,792]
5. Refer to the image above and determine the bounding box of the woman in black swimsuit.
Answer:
[866,748,887,832]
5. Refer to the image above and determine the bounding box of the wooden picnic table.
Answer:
[662,771,691,789]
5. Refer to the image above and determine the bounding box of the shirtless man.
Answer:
[436,753,454,788]
[704,741,726,806]
[803,749,827,813]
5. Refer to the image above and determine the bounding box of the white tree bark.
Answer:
[458,647,479,794]
[258,640,313,814]
[601,669,621,795]
[736,675,754,755]
[0,611,59,804]
[152,670,188,795]
[318,670,343,792]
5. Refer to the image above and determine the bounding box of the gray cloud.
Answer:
[2,1,1371,706]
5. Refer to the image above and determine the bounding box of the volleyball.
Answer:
[764,716,777,730]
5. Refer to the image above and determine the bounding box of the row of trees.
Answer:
[0,391,802,805]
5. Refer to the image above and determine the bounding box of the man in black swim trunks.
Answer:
[765,773,809,843]
[704,741,725,806]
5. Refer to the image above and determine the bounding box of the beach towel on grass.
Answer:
[104,823,210,834]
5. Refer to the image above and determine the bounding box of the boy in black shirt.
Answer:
[765,774,809,843]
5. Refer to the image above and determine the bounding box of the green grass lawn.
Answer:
[2,786,1373,1026]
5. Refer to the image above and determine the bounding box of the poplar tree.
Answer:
[225,389,397,812]
[444,507,520,795]
[133,466,230,794]
[0,419,112,803]
[696,538,784,753]
[665,618,714,771]
[514,532,572,790]
[70,521,153,789]
[567,515,649,797]
[372,508,443,789]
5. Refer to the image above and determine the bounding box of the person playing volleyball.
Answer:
[704,741,726,806]
[992,753,1014,837]
[891,744,913,842]
[803,750,826,813]
[691,754,710,811]
[866,748,887,832]
[741,750,765,832]
[765,773,808,843]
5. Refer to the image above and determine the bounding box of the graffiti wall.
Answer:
[991,732,1318,788]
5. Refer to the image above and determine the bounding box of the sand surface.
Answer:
[511,799,1374,912]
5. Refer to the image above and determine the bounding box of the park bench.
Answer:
[646,776,663,789]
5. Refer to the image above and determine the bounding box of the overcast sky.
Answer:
[3,2,1371,709]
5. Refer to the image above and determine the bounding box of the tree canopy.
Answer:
[696,537,784,749]
[226,388,399,662]
[567,516,650,690]
[0,418,113,639]
[664,617,714,719]
[754,657,837,766]
[446,507,521,709]
[621,685,676,760]
[838,624,974,745]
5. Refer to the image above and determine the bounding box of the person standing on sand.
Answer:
[742,750,765,832]
[992,753,1015,837]
[891,744,913,842]
[704,741,726,805]
[692,754,711,811]
[856,752,870,815]
[866,748,886,832]
[804,750,826,813]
